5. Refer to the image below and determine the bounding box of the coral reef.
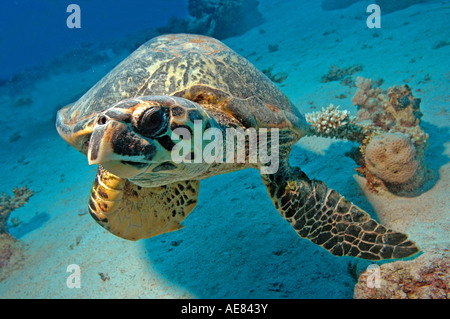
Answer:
[351,77,429,194]
[0,186,34,235]
[375,0,435,14]
[351,77,425,136]
[306,77,429,194]
[354,252,450,299]
[158,0,264,40]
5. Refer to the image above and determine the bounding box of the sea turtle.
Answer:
[56,34,419,260]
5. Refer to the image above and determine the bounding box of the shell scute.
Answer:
[57,34,308,152]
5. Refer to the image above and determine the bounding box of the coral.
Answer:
[350,77,429,194]
[351,77,373,108]
[365,132,421,185]
[352,77,426,136]
[354,253,450,299]
[158,0,264,40]
[305,104,372,143]
[0,186,34,235]
[352,77,428,144]
[307,77,429,194]
[321,64,363,83]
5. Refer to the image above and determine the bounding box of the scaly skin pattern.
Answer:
[261,161,419,260]
[89,166,199,240]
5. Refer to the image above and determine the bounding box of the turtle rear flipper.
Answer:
[88,166,199,240]
[261,163,419,260]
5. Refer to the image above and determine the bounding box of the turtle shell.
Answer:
[56,34,308,153]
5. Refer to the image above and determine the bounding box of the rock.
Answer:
[354,252,450,299]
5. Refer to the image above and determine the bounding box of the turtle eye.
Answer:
[135,107,168,138]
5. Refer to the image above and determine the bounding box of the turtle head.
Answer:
[87,96,219,183]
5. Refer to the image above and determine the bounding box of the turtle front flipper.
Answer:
[88,166,199,240]
[261,163,419,260]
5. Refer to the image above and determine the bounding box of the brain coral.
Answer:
[365,132,418,184]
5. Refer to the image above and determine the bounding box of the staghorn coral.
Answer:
[305,104,374,143]
[0,186,34,235]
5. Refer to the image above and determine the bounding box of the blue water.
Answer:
[0,0,449,299]
[0,0,188,79]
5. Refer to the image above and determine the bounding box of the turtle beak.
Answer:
[87,115,155,178]
[87,116,117,166]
